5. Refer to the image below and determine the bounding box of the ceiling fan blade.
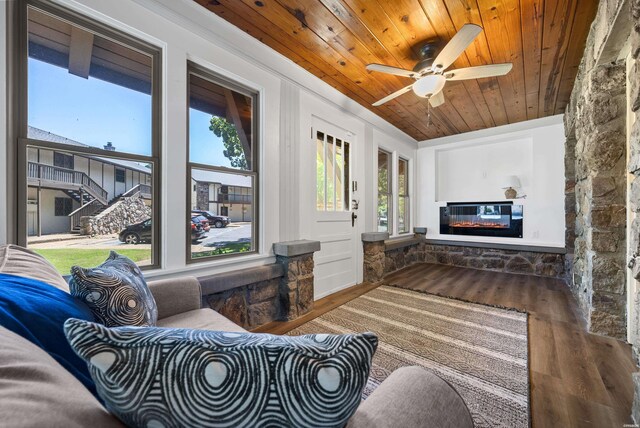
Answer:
[432,24,482,71]
[366,63,417,78]
[444,63,513,81]
[429,90,445,107]
[372,85,414,106]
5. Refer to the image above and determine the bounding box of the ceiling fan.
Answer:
[367,24,512,108]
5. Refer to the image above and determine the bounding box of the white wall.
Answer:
[417,115,566,248]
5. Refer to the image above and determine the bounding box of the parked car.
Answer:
[191,210,230,228]
[191,214,211,232]
[191,221,206,243]
[119,219,204,245]
[119,219,152,244]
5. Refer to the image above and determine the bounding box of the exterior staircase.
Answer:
[67,183,152,234]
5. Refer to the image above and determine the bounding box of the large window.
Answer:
[187,63,258,261]
[18,2,161,274]
[377,149,392,232]
[398,158,410,234]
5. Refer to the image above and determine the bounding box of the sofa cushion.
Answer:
[0,273,97,396]
[69,251,157,327]
[347,366,473,428]
[157,308,247,332]
[0,325,123,428]
[65,318,378,428]
[0,244,69,292]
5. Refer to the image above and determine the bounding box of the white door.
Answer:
[302,116,362,299]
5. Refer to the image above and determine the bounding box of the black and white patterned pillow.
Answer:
[69,251,157,327]
[64,318,378,428]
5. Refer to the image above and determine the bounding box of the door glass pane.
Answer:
[190,168,254,258]
[344,142,350,211]
[27,150,154,273]
[315,129,350,212]
[378,194,389,232]
[326,136,335,211]
[316,131,325,210]
[27,7,153,156]
[336,139,343,211]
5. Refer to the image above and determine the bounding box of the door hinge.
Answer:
[352,181,358,192]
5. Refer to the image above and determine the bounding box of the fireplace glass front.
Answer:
[440,202,523,238]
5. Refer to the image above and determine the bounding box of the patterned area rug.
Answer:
[287,285,529,428]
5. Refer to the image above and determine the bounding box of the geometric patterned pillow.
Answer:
[64,318,378,428]
[69,251,157,327]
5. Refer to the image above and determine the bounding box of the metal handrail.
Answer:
[68,199,102,230]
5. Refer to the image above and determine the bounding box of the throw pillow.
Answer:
[64,318,378,428]
[0,273,97,396]
[69,251,157,327]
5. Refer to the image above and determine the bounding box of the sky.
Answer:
[28,57,233,168]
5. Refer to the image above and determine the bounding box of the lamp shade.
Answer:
[412,75,446,98]
[502,175,521,189]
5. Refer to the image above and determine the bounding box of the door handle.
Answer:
[351,211,357,227]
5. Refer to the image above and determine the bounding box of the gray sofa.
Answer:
[0,245,473,427]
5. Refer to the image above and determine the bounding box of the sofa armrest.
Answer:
[347,367,473,428]
[147,276,202,320]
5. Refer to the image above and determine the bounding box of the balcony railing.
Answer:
[122,183,152,199]
[216,193,252,204]
[28,162,108,205]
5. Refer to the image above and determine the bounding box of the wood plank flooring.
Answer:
[256,263,638,427]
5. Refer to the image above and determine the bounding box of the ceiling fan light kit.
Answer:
[413,75,446,98]
[366,23,513,111]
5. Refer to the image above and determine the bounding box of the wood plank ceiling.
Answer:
[193,0,598,141]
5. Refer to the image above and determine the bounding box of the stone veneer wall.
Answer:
[80,195,151,236]
[204,273,283,329]
[563,0,635,339]
[201,240,319,330]
[363,233,565,283]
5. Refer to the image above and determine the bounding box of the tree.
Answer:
[209,116,248,169]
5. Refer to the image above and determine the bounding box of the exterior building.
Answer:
[191,169,252,222]
[27,127,152,236]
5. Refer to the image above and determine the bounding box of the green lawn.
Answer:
[33,248,151,275]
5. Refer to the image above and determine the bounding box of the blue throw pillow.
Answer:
[65,318,378,428]
[69,251,157,327]
[0,273,96,396]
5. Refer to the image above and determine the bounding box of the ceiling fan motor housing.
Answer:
[413,43,438,72]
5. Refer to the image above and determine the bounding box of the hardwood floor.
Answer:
[256,263,638,427]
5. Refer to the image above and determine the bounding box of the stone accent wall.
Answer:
[363,234,565,283]
[201,241,319,330]
[565,135,577,286]
[80,195,151,236]
[196,182,209,210]
[276,254,315,320]
[363,241,386,283]
[421,244,565,278]
[564,0,632,340]
[205,277,282,329]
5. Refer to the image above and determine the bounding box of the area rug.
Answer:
[287,285,529,428]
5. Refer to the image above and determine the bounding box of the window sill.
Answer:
[143,252,276,281]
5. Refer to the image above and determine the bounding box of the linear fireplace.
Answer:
[440,202,523,238]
